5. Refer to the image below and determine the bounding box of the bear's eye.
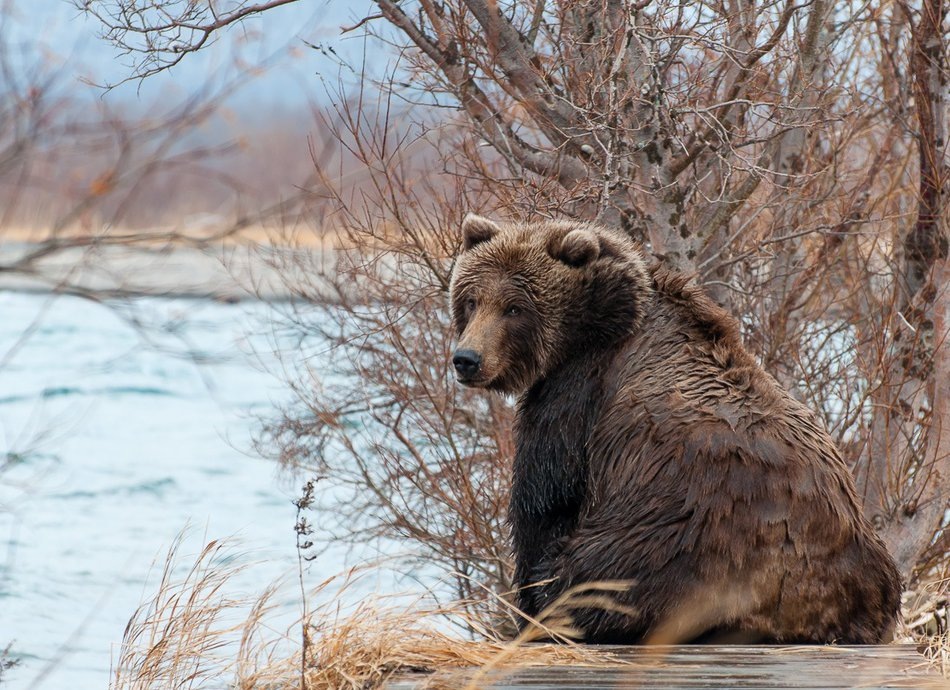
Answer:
[464,298,476,315]
[505,305,521,317]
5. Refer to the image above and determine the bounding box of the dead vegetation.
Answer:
[0,1,332,298]
[110,534,278,689]
[110,536,639,690]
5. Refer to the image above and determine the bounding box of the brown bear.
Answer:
[449,214,902,644]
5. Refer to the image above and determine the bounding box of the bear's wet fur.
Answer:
[449,214,902,644]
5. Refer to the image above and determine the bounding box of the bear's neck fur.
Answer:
[511,342,617,616]
[510,250,651,616]
[549,243,653,370]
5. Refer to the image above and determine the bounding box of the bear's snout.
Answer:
[452,349,482,381]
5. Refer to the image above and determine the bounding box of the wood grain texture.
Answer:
[386,645,947,689]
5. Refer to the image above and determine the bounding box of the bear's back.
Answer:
[572,266,901,642]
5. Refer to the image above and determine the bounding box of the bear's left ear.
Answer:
[551,229,600,267]
[461,214,501,251]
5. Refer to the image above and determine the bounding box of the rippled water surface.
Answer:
[0,292,320,688]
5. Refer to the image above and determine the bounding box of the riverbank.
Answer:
[0,240,337,301]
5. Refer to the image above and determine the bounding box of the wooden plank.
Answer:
[386,645,948,689]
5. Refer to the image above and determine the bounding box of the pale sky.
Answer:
[6,0,382,108]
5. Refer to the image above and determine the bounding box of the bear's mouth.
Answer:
[456,373,490,388]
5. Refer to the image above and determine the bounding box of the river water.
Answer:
[0,292,338,689]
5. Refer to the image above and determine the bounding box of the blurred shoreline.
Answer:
[0,240,335,302]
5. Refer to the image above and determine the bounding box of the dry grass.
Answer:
[301,608,605,690]
[902,577,950,680]
[116,533,950,689]
[920,633,950,679]
[2,222,333,248]
[111,533,279,690]
[3,221,419,256]
[296,582,635,690]
[111,536,639,690]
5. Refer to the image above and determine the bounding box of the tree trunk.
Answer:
[862,0,949,579]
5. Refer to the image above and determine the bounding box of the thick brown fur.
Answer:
[449,214,902,645]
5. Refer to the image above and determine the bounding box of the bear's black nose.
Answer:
[453,349,482,379]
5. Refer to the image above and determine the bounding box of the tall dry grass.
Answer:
[110,534,278,690]
[110,534,647,690]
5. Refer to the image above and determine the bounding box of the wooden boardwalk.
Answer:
[387,645,948,689]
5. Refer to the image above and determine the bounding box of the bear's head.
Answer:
[448,214,652,393]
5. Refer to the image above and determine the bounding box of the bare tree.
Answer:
[80,0,849,273]
[82,0,950,633]
[1,0,321,298]
[859,0,950,577]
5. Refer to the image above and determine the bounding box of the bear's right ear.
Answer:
[461,214,501,251]
[551,229,600,267]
